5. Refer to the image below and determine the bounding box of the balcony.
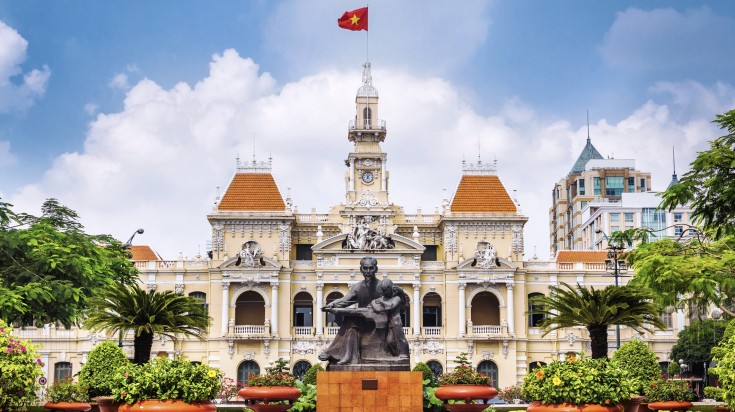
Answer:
[232,324,267,338]
[293,327,314,336]
[422,327,442,337]
[472,325,503,336]
[348,119,386,131]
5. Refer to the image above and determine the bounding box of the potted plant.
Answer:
[215,377,240,404]
[78,341,130,412]
[434,353,498,412]
[498,384,526,404]
[642,379,694,411]
[237,358,301,412]
[522,356,634,412]
[413,362,442,412]
[610,340,661,412]
[0,320,44,412]
[112,357,222,412]
[45,378,92,412]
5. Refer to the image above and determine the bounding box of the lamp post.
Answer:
[595,229,627,350]
[118,228,144,348]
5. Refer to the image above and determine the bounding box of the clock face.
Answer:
[362,171,374,184]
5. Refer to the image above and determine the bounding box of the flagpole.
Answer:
[366,4,369,62]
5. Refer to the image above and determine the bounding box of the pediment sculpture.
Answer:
[341,216,395,251]
[235,240,264,268]
[473,241,499,268]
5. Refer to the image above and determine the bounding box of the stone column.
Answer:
[381,158,387,191]
[413,283,421,335]
[315,283,324,336]
[506,283,515,335]
[349,158,355,191]
[221,281,230,336]
[270,282,279,337]
[458,282,467,337]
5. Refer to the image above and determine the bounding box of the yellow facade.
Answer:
[20,62,682,389]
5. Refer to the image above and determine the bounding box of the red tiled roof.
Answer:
[556,251,608,263]
[218,173,286,211]
[130,245,160,261]
[450,175,517,213]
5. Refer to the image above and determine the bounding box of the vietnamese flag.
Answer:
[338,7,368,31]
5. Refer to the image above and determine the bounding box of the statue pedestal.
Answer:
[316,370,422,411]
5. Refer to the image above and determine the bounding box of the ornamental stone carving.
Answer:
[342,216,395,251]
[474,241,498,268]
[236,241,264,268]
[212,223,224,252]
[445,224,457,254]
[421,340,444,355]
[292,340,316,355]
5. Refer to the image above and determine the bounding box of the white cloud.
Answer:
[0,21,51,112]
[7,50,733,260]
[0,141,16,167]
[600,6,735,72]
[109,73,129,90]
[84,102,99,115]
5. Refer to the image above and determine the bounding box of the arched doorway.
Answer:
[529,361,547,372]
[470,292,500,327]
[325,291,344,328]
[293,292,314,335]
[237,360,260,385]
[427,360,443,380]
[422,292,442,335]
[293,360,312,379]
[477,360,499,387]
[235,291,265,326]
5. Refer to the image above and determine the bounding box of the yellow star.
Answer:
[350,14,360,25]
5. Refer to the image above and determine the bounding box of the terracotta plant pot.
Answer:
[92,396,120,412]
[118,400,216,412]
[44,402,93,412]
[527,402,623,412]
[434,385,498,412]
[237,386,302,412]
[623,395,646,412]
[646,401,693,411]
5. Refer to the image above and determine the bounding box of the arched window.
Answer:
[427,360,443,379]
[477,360,499,387]
[422,292,442,327]
[54,361,72,382]
[237,360,260,385]
[189,292,208,313]
[470,292,500,325]
[528,293,545,327]
[293,292,313,327]
[362,107,372,128]
[293,360,312,379]
[529,361,546,372]
[325,292,344,326]
[235,291,265,325]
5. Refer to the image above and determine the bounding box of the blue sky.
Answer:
[1,1,734,259]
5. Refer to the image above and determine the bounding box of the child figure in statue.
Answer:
[369,278,409,358]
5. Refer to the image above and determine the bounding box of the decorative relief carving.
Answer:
[566,333,578,345]
[228,339,235,359]
[212,223,224,252]
[346,190,388,208]
[502,339,509,358]
[279,223,291,257]
[421,340,444,355]
[342,216,395,251]
[399,255,419,268]
[175,283,184,294]
[445,224,457,254]
[236,241,264,268]
[317,255,337,267]
[473,241,498,268]
[481,351,494,360]
[512,225,523,254]
[146,283,157,292]
[292,341,316,355]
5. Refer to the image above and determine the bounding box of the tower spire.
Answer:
[667,146,679,188]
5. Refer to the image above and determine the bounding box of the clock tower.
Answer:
[344,62,390,210]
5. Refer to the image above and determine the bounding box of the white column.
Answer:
[381,158,387,191]
[676,308,685,334]
[349,159,355,191]
[458,282,467,337]
[270,282,279,337]
[315,283,324,336]
[506,283,515,335]
[413,283,421,335]
[221,281,230,336]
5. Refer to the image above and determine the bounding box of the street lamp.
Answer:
[124,228,145,248]
[595,229,627,350]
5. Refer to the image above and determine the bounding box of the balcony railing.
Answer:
[326,327,340,336]
[233,325,266,335]
[422,327,442,337]
[349,119,386,131]
[293,327,313,336]
[472,325,502,335]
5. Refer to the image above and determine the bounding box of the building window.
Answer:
[293,292,313,327]
[363,107,372,128]
[477,361,499,387]
[529,361,547,372]
[578,179,585,195]
[293,361,311,379]
[237,361,260,385]
[580,201,588,210]
[593,177,601,196]
[674,226,683,237]
[399,295,411,327]
[421,245,438,261]
[427,360,443,379]
[188,292,208,314]
[528,293,545,327]
[610,213,620,222]
[54,362,73,382]
[641,178,647,192]
[611,226,620,233]
[660,310,673,330]
[605,176,624,197]
[674,213,683,223]
[422,293,442,327]
[295,244,313,260]
[642,208,666,238]
[625,213,634,223]
[628,176,635,192]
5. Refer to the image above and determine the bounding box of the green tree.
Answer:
[83,284,210,364]
[660,109,735,239]
[0,198,138,327]
[530,283,666,359]
[670,319,727,378]
[610,339,662,394]
[78,341,130,398]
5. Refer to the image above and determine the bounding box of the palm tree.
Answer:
[84,284,210,364]
[529,283,666,359]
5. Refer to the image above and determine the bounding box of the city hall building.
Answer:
[19,63,687,389]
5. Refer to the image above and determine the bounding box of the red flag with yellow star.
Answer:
[338,7,368,31]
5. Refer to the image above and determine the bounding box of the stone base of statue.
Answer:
[316,370,422,411]
[326,356,410,371]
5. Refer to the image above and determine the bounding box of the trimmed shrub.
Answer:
[78,341,130,398]
[413,362,434,384]
[611,339,661,394]
[301,363,325,386]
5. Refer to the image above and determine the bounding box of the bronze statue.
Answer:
[318,256,410,370]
